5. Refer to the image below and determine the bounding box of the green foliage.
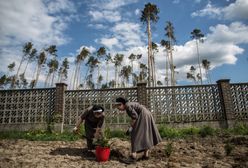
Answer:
[224,143,234,156]
[158,126,181,138]
[110,130,126,139]
[164,142,173,157]
[230,123,248,135]
[180,127,199,136]
[94,137,110,147]
[199,125,215,137]
[0,130,81,141]
[104,127,111,139]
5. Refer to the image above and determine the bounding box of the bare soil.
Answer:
[0,135,248,168]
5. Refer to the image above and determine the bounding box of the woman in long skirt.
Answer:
[115,97,162,163]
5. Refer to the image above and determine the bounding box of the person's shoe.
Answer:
[140,155,149,160]
[120,156,137,164]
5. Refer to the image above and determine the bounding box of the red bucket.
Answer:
[95,146,110,162]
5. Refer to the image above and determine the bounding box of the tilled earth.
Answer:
[0,135,248,168]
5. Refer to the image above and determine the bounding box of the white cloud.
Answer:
[191,0,248,20]
[88,23,107,29]
[112,22,145,48]
[46,0,77,14]
[115,22,248,84]
[90,0,138,10]
[0,0,78,87]
[207,22,248,44]
[135,9,140,15]
[99,37,120,50]
[89,10,121,22]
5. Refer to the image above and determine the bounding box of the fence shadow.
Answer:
[50,147,95,160]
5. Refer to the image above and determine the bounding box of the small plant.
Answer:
[224,143,234,156]
[199,125,215,137]
[164,142,173,157]
[94,137,110,148]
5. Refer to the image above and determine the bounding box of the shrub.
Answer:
[231,123,248,135]
[199,125,215,137]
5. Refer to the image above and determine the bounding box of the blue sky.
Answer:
[0,0,248,88]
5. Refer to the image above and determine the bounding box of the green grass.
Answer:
[0,123,247,141]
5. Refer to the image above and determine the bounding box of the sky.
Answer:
[0,0,248,89]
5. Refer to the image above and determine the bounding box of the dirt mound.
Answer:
[0,136,248,168]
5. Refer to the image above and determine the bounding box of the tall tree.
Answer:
[120,65,132,87]
[58,58,69,83]
[165,21,176,86]
[140,2,159,87]
[96,47,106,89]
[85,56,98,89]
[0,75,7,89]
[160,40,170,86]
[32,51,47,88]
[202,59,211,84]
[105,53,112,86]
[23,48,37,76]
[151,42,158,86]
[191,28,204,85]
[72,47,90,89]
[128,53,136,85]
[11,42,33,88]
[113,53,124,88]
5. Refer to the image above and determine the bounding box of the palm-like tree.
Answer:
[11,42,33,88]
[160,40,170,86]
[128,53,138,86]
[151,42,158,86]
[202,59,211,84]
[0,75,7,89]
[191,28,204,85]
[44,58,59,87]
[165,21,176,86]
[157,80,163,86]
[113,53,124,88]
[96,47,106,89]
[85,56,98,89]
[32,51,47,88]
[58,58,69,83]
[187,65,198,84]
[120,65,132,87]
[72,47,90,89]
[105,53,112,86]
[23,48,37,76]
[140,2,159,87]
[8,62,15,73]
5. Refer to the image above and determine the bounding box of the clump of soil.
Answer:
[0,135,248,168]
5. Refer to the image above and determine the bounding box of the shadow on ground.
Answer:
[50,147,95,160]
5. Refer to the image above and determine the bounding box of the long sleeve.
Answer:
[80,106,93,120]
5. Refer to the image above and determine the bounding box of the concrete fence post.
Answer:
[55,83,67,133]
[217,79,234,128]
[137,82,147,107]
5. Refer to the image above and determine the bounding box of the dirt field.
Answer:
[0,135,248,168]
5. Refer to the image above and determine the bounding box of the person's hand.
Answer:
[73,127,79,134]
[125,127,132,136]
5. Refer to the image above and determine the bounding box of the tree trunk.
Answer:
[147,17,153,87]
[196,40,203,85]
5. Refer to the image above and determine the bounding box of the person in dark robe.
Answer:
[73,105,105,150]
[115,97,162,163]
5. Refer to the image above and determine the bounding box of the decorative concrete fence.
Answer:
[0,79,247,132]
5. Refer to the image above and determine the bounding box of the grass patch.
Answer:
[1,123,247,141]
